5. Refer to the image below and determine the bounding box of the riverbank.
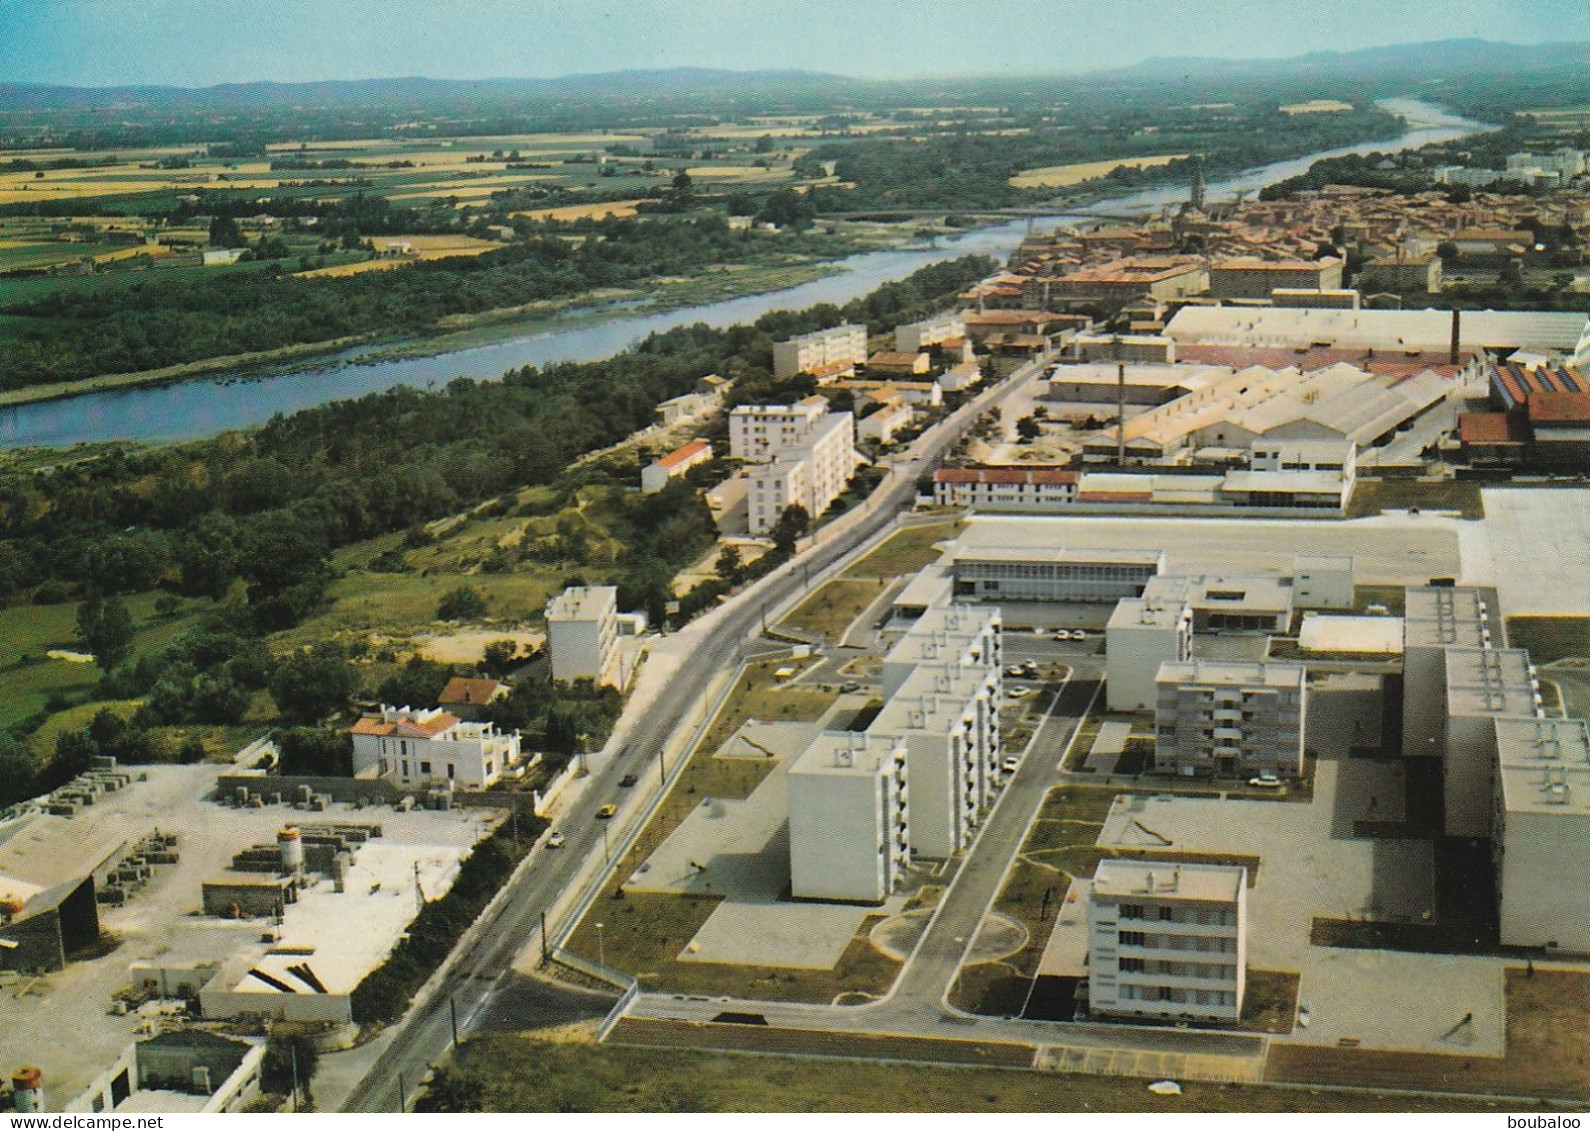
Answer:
[0,255,865,411]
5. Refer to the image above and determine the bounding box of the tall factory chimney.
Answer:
[1450,309,1461,366]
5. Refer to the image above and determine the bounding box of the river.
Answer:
[0,97,1484,450]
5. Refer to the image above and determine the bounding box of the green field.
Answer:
[843,519,965,578]
[0,593,208,730]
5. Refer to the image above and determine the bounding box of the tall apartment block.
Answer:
[545,585,621,688]
[894,312,966,354]
[1402,586,1495,759]
[1154,660,1308,779]
[771,323,869,379]
[867,660,1000,858]
[1492,716,1590,953]
[881,602,1003,700]
[1106,595,1193,711]
[787,732,910,903]
[1439,647,1543,836]
[1087,860,1248,1023]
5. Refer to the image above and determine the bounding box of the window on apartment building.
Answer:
[1119,930,1145,946]
[401,761,410,777]
[448,763,456,779]
[1159,907,1175,922]
[420,761,432,774]
[1119,957,1145,973]
[1119,903,1145,919]
[1159,986,1176,1002]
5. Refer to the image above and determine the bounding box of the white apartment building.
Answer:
[351,706,520,790]
[747,412,858,535]
[882,602,1003,700]
[729,397,829,462]
[1087,860,1248,1023]
[787,732,911,903]
[868,661,1001,858]
[858,401,914,446]
[1402,586,1495,760]
[1106,595,1193,712]
[772,323,869,379]
[1492,716,1590,953]
[545,585,621,687]
[1154,660,1307,779]
[894,312,966,354]
[1506,147,1585,180]
[1438,647,1543,837]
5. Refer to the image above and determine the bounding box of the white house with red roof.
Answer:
[641,438,713,493]
[350,706,520,790]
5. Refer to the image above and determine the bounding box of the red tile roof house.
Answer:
[437,676,508,721]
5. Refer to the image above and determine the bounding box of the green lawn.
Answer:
[1505,616,1590,663]
[0,593,207,729]
[1346,479,1484,520]
[780,578,887,641]
[843,519,965,578]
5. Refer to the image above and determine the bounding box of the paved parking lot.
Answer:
[1477,488,1590,616]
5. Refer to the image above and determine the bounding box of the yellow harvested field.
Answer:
[296,259,405,279]
[92,245,171,264]
[1009,153,1189,188]
[511,200,642,222]
[1280,99,1354,114]
[685,165,788,181]
[369,235,504,257]
[388,184,547,202]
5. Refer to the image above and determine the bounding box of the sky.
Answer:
[0,0,1584,87]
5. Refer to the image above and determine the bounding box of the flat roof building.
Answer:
[1106,595,1193,712]
[951,545,1165,605]
[882,602,1002,700]
[1209,257,1343,301]
[1087,860,1248,1023]
[1492,716,1590,953]
[1142,573,1294,634]
[1440,647,1543,838]
[1166,306,1588,356]
[1402,586,1495,761]
[1154,660,1308,779]
[787,733,911,904]
[546,584,621,688]
[772,323,868,379]
[1292,553,1355,610]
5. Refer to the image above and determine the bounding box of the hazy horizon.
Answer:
[0,0,1585,88]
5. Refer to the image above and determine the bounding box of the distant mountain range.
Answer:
[0,68,853,110]
[0,39,1584,110]
[1102,37,1589,81]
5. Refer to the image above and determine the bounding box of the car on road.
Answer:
[1002,755,1021,774]
[1071,630,1088,641]
[1020,660,1038,675]
[1248,774,1282,789]
[596,803,617,819]
[546,831,566,848]
[618,773,638,787]
[1007,687,1032,698]
[1052,629,1074,641]
[840,681,862,693]
[1006,665,1025,676]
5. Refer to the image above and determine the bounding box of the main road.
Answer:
[336,354,1055,1112]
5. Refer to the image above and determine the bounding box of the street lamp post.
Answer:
[578,732,591,776]
[952,936,965,1002]
[595,922,606,969]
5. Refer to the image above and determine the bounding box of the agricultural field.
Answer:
[1009,153,1189,188]
[1280,100,1354,114]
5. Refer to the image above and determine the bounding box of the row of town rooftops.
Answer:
[1165,306,1589,355]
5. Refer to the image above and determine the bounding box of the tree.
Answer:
[482,639,519,676]
[437,585,486,621]
[671,170,693,192]
[1016,415,1042,441]
[770,504,810,557]
[0,733,36,808]
[274,727,353,776]
[207,215,245,248]
[1436,240,1459,265]
[753,134,775,154]
[76,593,135,671]
[261,1025,320,1105]
[376,656,450,709]
[715,545,744,585]
[268,643,358,725]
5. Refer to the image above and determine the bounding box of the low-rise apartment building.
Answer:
[895,312,966,353]
[1154,660,1307,779]
[932,467,1080,510]
[1106,595,1193,712]
[787,733,911,903]
[772,323,869,379]
[1492,716,1590,953]
[1208,256,1343,300]
[641,438,712,493]
[729,398,829,462]
[1087,860,1248,1023]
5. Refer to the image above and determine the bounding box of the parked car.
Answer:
[1021,660,1038,674]
[1006,665,1025,677]
[1007,687,1032,699]
[596,803,617,819]
[618,773,638,787]
[1053,629,1074,641]
[546,831,566,848]
[1071,630,1089,641]
[1248,774,1282,789]
[1002,755,1021,774]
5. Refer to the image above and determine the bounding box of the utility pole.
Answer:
[290,1045,299,1113]
[413,861,424,915]
[449,995,459,1049]
[539,910,549,965]
[397,1071,407,1113]
[658,745,668,785]
[1116,358,1126,467]
[510,804,519,851]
